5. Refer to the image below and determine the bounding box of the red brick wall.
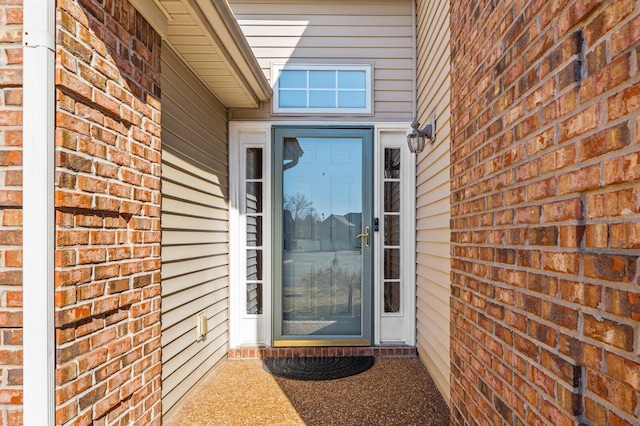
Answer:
[54,0,161,424]
[0,0,24,424]
[450,1,639,425]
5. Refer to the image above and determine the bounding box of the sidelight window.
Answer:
[383,148,401,313]
[245,148,264,315]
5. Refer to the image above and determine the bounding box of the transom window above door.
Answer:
[272,64,372,114]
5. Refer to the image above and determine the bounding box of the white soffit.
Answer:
[135,0,272,108]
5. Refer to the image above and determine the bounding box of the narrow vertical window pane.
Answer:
[384,182,400,212]
[246,182,263,213]
[247,250,263,280]
[384,282,400,313]
[384,248,400,279]
[384,215,400,246]
[246,148,262,179]
[382,147,402,315]
[384,148,400,178]
[246,216,262,247]
[247,282,263,315]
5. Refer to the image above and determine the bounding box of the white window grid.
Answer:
[272,64,373,114]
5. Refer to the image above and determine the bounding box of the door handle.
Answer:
[356,226,370,248]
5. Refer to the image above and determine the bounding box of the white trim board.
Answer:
[228,121,415,347]
[23,0,56,424]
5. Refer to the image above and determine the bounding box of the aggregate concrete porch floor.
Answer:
[163,357,450,426]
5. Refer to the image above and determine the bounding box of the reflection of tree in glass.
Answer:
[284,193,320,240]
[284,193,313,220]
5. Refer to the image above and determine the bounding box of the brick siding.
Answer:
[54,0,162,424]
[450,1,639,425]
[0,0,24,424]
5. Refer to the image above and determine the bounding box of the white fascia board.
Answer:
[22,0,55,424]
[191,0,272,102]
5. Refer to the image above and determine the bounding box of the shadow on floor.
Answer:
[271,357,450,425]
[164,357,450,426]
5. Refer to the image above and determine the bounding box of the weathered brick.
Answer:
[559,280,600,308]
[584,397,607,425]
[604,288,640,321]
[584,314,634,351]
[528,319,557,347]
[605,351,640,392]
[578,123,630,161]
[587,187,638,219]
[587,371,638,415]
[542,197,583,222]
[604,152,640,184]
[55,68,93,101]
[543,252,579,274]
[55,189,92,209]
[580,53,631,103]
[610,14,640,58]
[583,253,637,283]
[56,110,90,135]
[609,222,640,249]
[558,164,601,195]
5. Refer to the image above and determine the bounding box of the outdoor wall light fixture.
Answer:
[407,117,435,154]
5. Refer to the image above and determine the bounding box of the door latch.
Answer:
[356,226,370,248]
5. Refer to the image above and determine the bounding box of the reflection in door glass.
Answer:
[383,148,401,313]
[246,250,262,315]
[246,148,263,315]
[281,137,363,336]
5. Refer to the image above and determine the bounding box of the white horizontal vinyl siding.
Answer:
[161,44,231,416]
[228,0,413,121]
[415,0,451,405]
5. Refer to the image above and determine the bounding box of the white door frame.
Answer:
[229,121,415,348]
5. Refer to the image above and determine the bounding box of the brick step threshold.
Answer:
[228,346,416,359]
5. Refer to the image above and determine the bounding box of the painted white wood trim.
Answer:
[23,0,55,424]
[375,125,417,346]
[406,132,417,346]
[229,122,272,347]
[228,123,241,347]
[412,0,417,119]
[229,121,414,347]
[271,64,373,115]
[188,0,272,102]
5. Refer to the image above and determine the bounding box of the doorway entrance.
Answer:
[272,127,373,346]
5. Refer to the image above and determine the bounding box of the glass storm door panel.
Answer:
[273,127,373,346]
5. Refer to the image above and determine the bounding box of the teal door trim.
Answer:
[272,126,374,346]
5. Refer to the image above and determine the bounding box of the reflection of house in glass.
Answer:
[283,209,293,251]
[284,212,364,252]
[317,214,356,251]
[344,212,363,247]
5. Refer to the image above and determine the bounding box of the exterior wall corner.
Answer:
[54,0,162,423]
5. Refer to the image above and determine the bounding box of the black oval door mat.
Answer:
[263,356,375,381]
